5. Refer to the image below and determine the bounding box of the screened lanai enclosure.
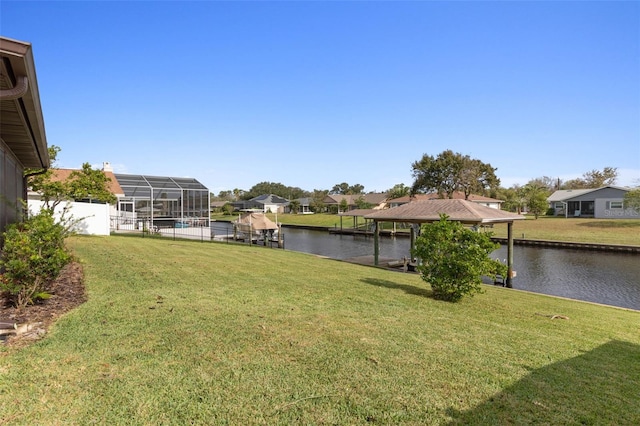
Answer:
[112,174,210,238]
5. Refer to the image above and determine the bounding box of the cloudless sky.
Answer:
[2,1,639,194]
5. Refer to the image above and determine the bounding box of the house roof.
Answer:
[325,193,388,205]
[547,186,630,202]
[49,168,125,196]
[250,194,289,204]
[388,192,503,204]
[294,197,312,205]
[0,37,49,169]
[365,199,524,224]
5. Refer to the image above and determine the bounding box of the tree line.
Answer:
[212,149,631,217]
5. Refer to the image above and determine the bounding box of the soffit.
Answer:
[0,37,49,169]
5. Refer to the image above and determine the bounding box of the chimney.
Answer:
[102,162,113,172]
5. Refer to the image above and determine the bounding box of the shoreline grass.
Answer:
[212,213,640,246]
[1,235,638,424]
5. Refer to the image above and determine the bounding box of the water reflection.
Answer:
[212,223,639,310]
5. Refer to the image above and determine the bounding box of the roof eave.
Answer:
[0,36,49,169]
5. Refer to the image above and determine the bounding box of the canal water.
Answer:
[211,223,640,310]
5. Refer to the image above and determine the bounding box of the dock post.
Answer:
[506,221,514,288]
[374,221,380,266]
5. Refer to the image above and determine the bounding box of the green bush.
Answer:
[222,203,235,215]
[0,210,72,308]
[412,215,507,302]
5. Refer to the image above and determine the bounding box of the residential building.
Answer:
[323,193,388,212]
[1,37,50,236]
[388,192,504,210]
[26,164,125,235]
[548,186,636,219]
[233,194,289,213]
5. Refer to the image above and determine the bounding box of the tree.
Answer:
[411,150,499,198]
[458,157,501,199]
[242,182,307,200]
[386,183,411,200]
[624,188,640,212]
[412,215,506,302]
[563,167,618,189]
[330,182,364,195]
[527,176,559,193]
[221,203,234,215]
[520,183,550,219]
[215,190,234,201]
[28,146,116,212]
[339,198,349,213]
[232,188,245,201]
[493,187,524,213]
[310,189,328,213]
[67,163,117,204]
[289,199,301,214]
[355,196,372,209]
[411,150,460,197]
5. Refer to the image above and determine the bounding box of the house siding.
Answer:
[549,187,633,218]
[596,199,639,219]
[0,139,26,235]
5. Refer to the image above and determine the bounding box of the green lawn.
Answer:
[1,235,638,424]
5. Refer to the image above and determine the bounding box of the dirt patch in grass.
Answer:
[1,262,86,348]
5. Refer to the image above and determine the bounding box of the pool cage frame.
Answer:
[112,174,210,233]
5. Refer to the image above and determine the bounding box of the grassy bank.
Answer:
[1,235,638,424]
[212,212,640,246]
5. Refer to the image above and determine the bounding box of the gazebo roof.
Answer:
[234,212,278,230]
[365,199,524,224]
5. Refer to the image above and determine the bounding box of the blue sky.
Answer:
[2,1,639,194]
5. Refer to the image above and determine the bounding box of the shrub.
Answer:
[222,203,235,215]
[412,215,507,302]
[0,210,72,308]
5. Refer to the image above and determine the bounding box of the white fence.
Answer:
[28,200,111,235]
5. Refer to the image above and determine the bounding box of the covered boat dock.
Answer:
[365,200,525,287]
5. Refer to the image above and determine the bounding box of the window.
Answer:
[608,201,623,209]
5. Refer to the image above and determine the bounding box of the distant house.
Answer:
[210,201,228,212]
[27,164,125,236]
[323,193,388,212]
[1,37,50,236]
[548,186,636,219]
[233,194,289,213]
[388,192,504,210]
[288,197,313,214]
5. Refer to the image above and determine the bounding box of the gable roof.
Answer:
[250,194,289,204]
[365,199,524,224]
[49,168,125,196]
[547,186,630,202]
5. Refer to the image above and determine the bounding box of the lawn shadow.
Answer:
[446,340,640,425]
[360,278,433,298]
